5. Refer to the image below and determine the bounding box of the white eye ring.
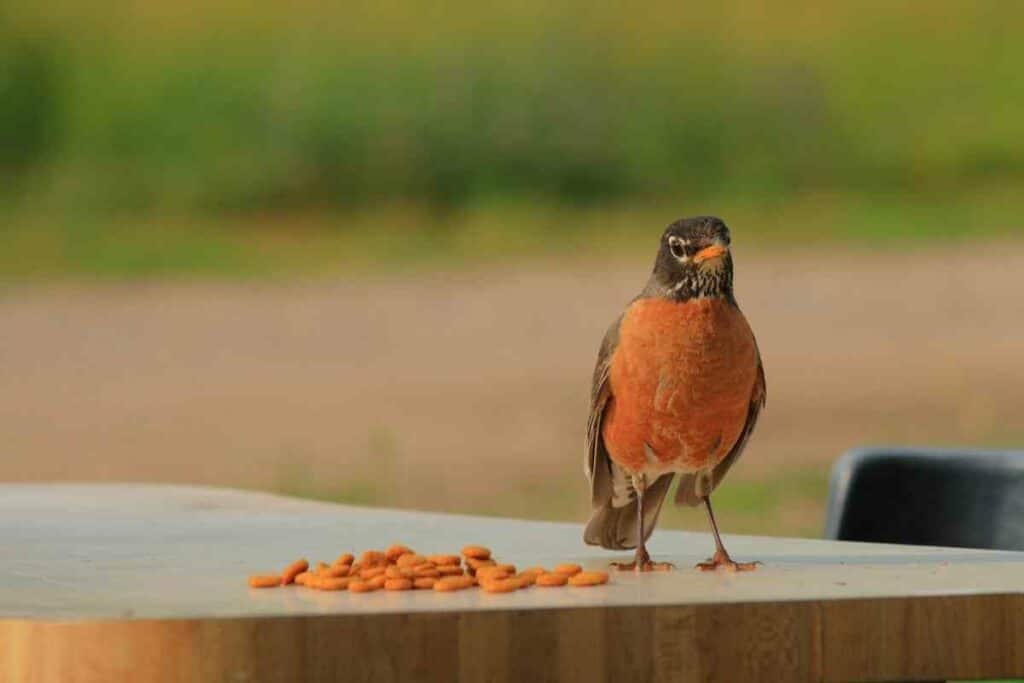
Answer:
[668,236,687,260]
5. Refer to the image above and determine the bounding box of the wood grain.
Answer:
[4,595,1023,682]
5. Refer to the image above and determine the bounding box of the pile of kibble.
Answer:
[247,544,608,593]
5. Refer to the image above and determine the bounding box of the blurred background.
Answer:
[1,1,1021,538]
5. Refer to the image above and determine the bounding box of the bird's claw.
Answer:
[611,560,675,573]
[695,550,760,572]
[612,546,674,572]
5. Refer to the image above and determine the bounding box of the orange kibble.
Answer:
[434,575,475,592]
[385,545,414,562]
[321,564,350,578]
[465,557,496,574]
[248,574,281,588]
[323,577,352,591]
[516,572,537,587]
[360,550,387,566]
[413,566,441,578]
[385,565,414,579]
[281,559,309,585]
[438,565,465,577]
[536,573,569,587]
[554,563,582,577]
[396,553,429,568]
[476,566,512,581]
[249,546,589,596]
[360,566,386,579]
[461,545,492,560]
[568,571,609,587]
[310,576,352,591]
[348,580,380,593]
[480,577,520,594]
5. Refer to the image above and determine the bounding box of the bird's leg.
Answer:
[696,495,759,572]
[612,474,674,572]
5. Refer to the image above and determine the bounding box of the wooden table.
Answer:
[2,484,1023,682]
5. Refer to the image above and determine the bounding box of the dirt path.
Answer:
[2,244,1022,529]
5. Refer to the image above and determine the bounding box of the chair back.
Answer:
[824,447,1024,550]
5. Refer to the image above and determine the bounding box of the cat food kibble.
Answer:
[247,544,612,595]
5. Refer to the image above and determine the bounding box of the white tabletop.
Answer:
[3,483,1022,622]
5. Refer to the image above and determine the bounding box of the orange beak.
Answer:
[693,244,728,263]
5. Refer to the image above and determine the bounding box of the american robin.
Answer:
[584,216,766,571]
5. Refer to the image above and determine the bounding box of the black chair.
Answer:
[824,447,1024,551]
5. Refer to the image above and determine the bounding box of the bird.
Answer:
[583,216,766,572]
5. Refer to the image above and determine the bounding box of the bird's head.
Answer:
[647,216,734,301]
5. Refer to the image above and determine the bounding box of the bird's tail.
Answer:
[583,473,675,550]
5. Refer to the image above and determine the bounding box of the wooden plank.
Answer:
[6,597,1023,682]
[2,484,1024,682]
[821,594,1024,682]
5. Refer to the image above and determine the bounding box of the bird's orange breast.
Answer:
[602,297,758,475]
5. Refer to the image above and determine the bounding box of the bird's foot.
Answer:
[695,549,760,573]
[611,548,675,572]
[611,560,675,572]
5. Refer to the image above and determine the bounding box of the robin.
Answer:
[584,216,766,571]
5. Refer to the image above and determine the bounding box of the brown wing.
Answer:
[584,315,620,505]
[675,349,767,507]
[583,313,676,549]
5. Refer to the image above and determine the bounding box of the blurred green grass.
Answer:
[273,427,1024,539]
[269,415,1015,541]
[3,183,1022,282]
[2,1,1022,281]
[273,414,829,539]
[277,457,830,540]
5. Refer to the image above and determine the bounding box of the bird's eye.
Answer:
[669,237,686,259]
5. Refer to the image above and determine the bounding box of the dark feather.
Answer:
[584,315,620,501]
[584,471,675,549]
